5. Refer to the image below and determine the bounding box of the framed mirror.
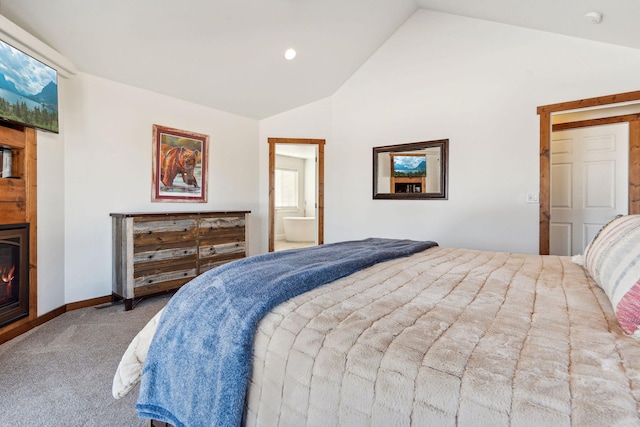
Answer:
[373,139,448,200]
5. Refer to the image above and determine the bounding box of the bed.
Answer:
[113,215,640,426]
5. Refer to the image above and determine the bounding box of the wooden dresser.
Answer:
[111,211,249,310]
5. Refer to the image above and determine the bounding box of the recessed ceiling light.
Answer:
[284,48,296,60]
[584,11,603,24]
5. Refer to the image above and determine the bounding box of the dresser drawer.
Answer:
[111,211,249,310]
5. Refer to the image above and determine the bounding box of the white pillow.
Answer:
[584,215,640,337]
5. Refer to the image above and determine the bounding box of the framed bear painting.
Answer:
[152,124,209,203]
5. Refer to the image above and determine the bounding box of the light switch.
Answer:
[526,193,539,203]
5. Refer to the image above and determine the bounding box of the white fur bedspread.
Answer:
[245,247,640,426]
[115,247,640,426]
[112,308,164,399]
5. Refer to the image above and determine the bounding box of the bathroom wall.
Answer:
[304,157,316,218]
[274,154,306,240]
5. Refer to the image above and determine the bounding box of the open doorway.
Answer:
[537,90,640,255]
[268,138,325,252]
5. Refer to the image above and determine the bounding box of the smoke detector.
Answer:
[584,11,603,24]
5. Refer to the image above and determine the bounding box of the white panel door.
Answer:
[550,123,629,256]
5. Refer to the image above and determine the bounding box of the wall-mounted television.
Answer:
[393,154,426,177]
[0,38,58,133]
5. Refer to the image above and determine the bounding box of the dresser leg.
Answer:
[124,298,133,311]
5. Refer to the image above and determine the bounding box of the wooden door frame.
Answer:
[537,90,640,254]
[268,137,325,252]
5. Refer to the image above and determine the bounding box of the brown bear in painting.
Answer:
[160,144,200,188]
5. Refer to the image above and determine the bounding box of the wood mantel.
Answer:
[0,123,37,341]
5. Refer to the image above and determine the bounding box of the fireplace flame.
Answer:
[0,265,15,299]
[1,265,15,283]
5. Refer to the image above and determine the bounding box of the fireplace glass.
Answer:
[0,223,29,328]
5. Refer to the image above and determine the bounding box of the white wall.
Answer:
[35,77,68,314]
[261,10,640,254]
[59,73,259,304]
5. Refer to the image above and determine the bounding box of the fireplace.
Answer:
[0,223,29,328]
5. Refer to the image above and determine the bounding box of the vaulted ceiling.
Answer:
[0,0,638,119]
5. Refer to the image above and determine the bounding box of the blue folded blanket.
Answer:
[136,237,437,427]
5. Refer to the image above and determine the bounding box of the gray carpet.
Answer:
[0,294,172,427]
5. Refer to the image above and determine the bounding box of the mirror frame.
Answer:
[373,139,448,200]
